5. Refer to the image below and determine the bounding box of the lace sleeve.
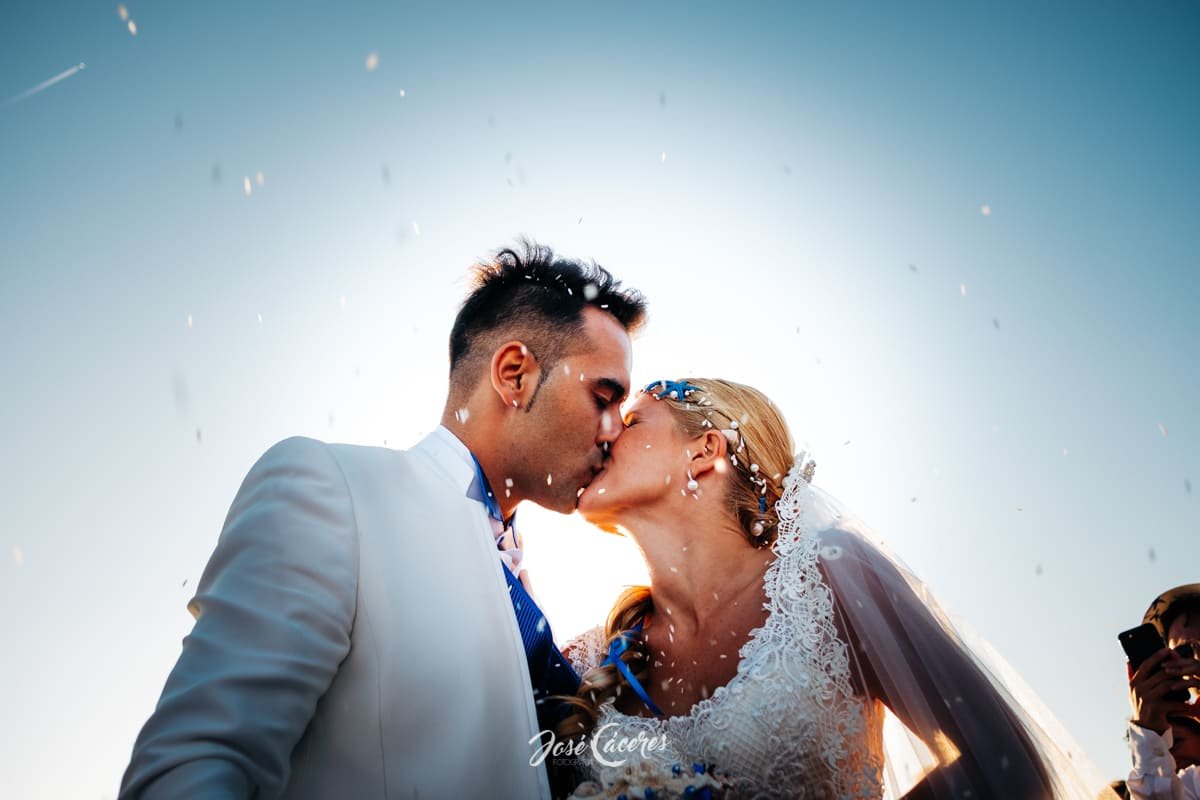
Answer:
[561,625,606,677]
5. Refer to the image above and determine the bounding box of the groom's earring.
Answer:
[686,470,699,492]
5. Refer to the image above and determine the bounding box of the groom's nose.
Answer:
[597,406,622,446]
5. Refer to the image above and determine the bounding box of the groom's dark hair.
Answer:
[448,239,647,404]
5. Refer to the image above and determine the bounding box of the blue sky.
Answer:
[2,2,1198,796]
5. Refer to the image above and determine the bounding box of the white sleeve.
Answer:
[1127,723,1200,800]
[561,624,607,678]
[119,437,358,799]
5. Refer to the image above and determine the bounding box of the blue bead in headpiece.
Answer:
[643,379,701,400]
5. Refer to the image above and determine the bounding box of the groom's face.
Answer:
[512,307,632,513]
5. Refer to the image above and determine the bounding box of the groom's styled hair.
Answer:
[448,239,647,404]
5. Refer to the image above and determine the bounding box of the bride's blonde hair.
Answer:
[556,378,795,739]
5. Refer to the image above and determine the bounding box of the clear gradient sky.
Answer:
[1,2,1197,797]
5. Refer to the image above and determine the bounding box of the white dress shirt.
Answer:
[1127,722,1200,800]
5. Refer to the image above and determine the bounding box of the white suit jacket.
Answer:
[120,432,550,800]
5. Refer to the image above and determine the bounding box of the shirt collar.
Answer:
[432,425,515,528]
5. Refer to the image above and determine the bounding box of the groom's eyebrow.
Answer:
[595,377,628,403]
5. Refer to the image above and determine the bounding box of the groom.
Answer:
[119,241,647,799]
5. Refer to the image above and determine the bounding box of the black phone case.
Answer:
[1120,623,1166,671]
[1120,623,1189,703]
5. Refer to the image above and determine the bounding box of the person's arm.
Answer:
[1125,723,1189,800]
[1125,649,1200,800]
[119,437,359,799]
[560,624,606,677]
[817,527,1053,799]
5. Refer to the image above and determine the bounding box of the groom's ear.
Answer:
[689,430,729,478]
[489,340,542,410]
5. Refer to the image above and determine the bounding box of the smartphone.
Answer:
[1121,623,1169,671]
[1120,623,1188,702]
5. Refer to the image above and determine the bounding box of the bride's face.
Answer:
[577,393,691,527]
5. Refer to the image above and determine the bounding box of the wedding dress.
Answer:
[564,462,1111,800]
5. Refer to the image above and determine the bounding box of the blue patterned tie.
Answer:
[469,455,581,734]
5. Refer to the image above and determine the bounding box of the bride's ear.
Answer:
[689,430,729,479]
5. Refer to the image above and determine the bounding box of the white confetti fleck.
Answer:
[186,314,193,328]
[243,176,252,196]
[365,52,379,71]
[128,19,137,35]
[455,407,470,424]
[412,221,421,236]
[399,88,406,97]
[255,171,264,187]
[504,478,513,487]
[1062,447,1068,457]
[660,151,667,163]
[12,545,24,566]
[257,313,263,324]
[117,4,128,21]
[582,282,599,301]
[597,488,606,495]
[960,283,968,297]
[546,473,553,486]
[980,204,991,216]
[1158,422,1169,437]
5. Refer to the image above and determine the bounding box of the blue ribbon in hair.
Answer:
[601,621,666,719]
[643,379,700,400]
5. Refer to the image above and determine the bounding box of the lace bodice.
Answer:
[564,473,884,799]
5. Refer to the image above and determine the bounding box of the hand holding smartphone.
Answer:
[1120,623,1190,705]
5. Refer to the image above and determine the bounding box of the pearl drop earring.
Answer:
[686,470,699,492]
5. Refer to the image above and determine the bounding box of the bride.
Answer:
[555,377,1106,799]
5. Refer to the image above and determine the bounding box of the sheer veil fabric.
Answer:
[797,468,1114,799]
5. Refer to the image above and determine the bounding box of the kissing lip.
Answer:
[575,463,608,500]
